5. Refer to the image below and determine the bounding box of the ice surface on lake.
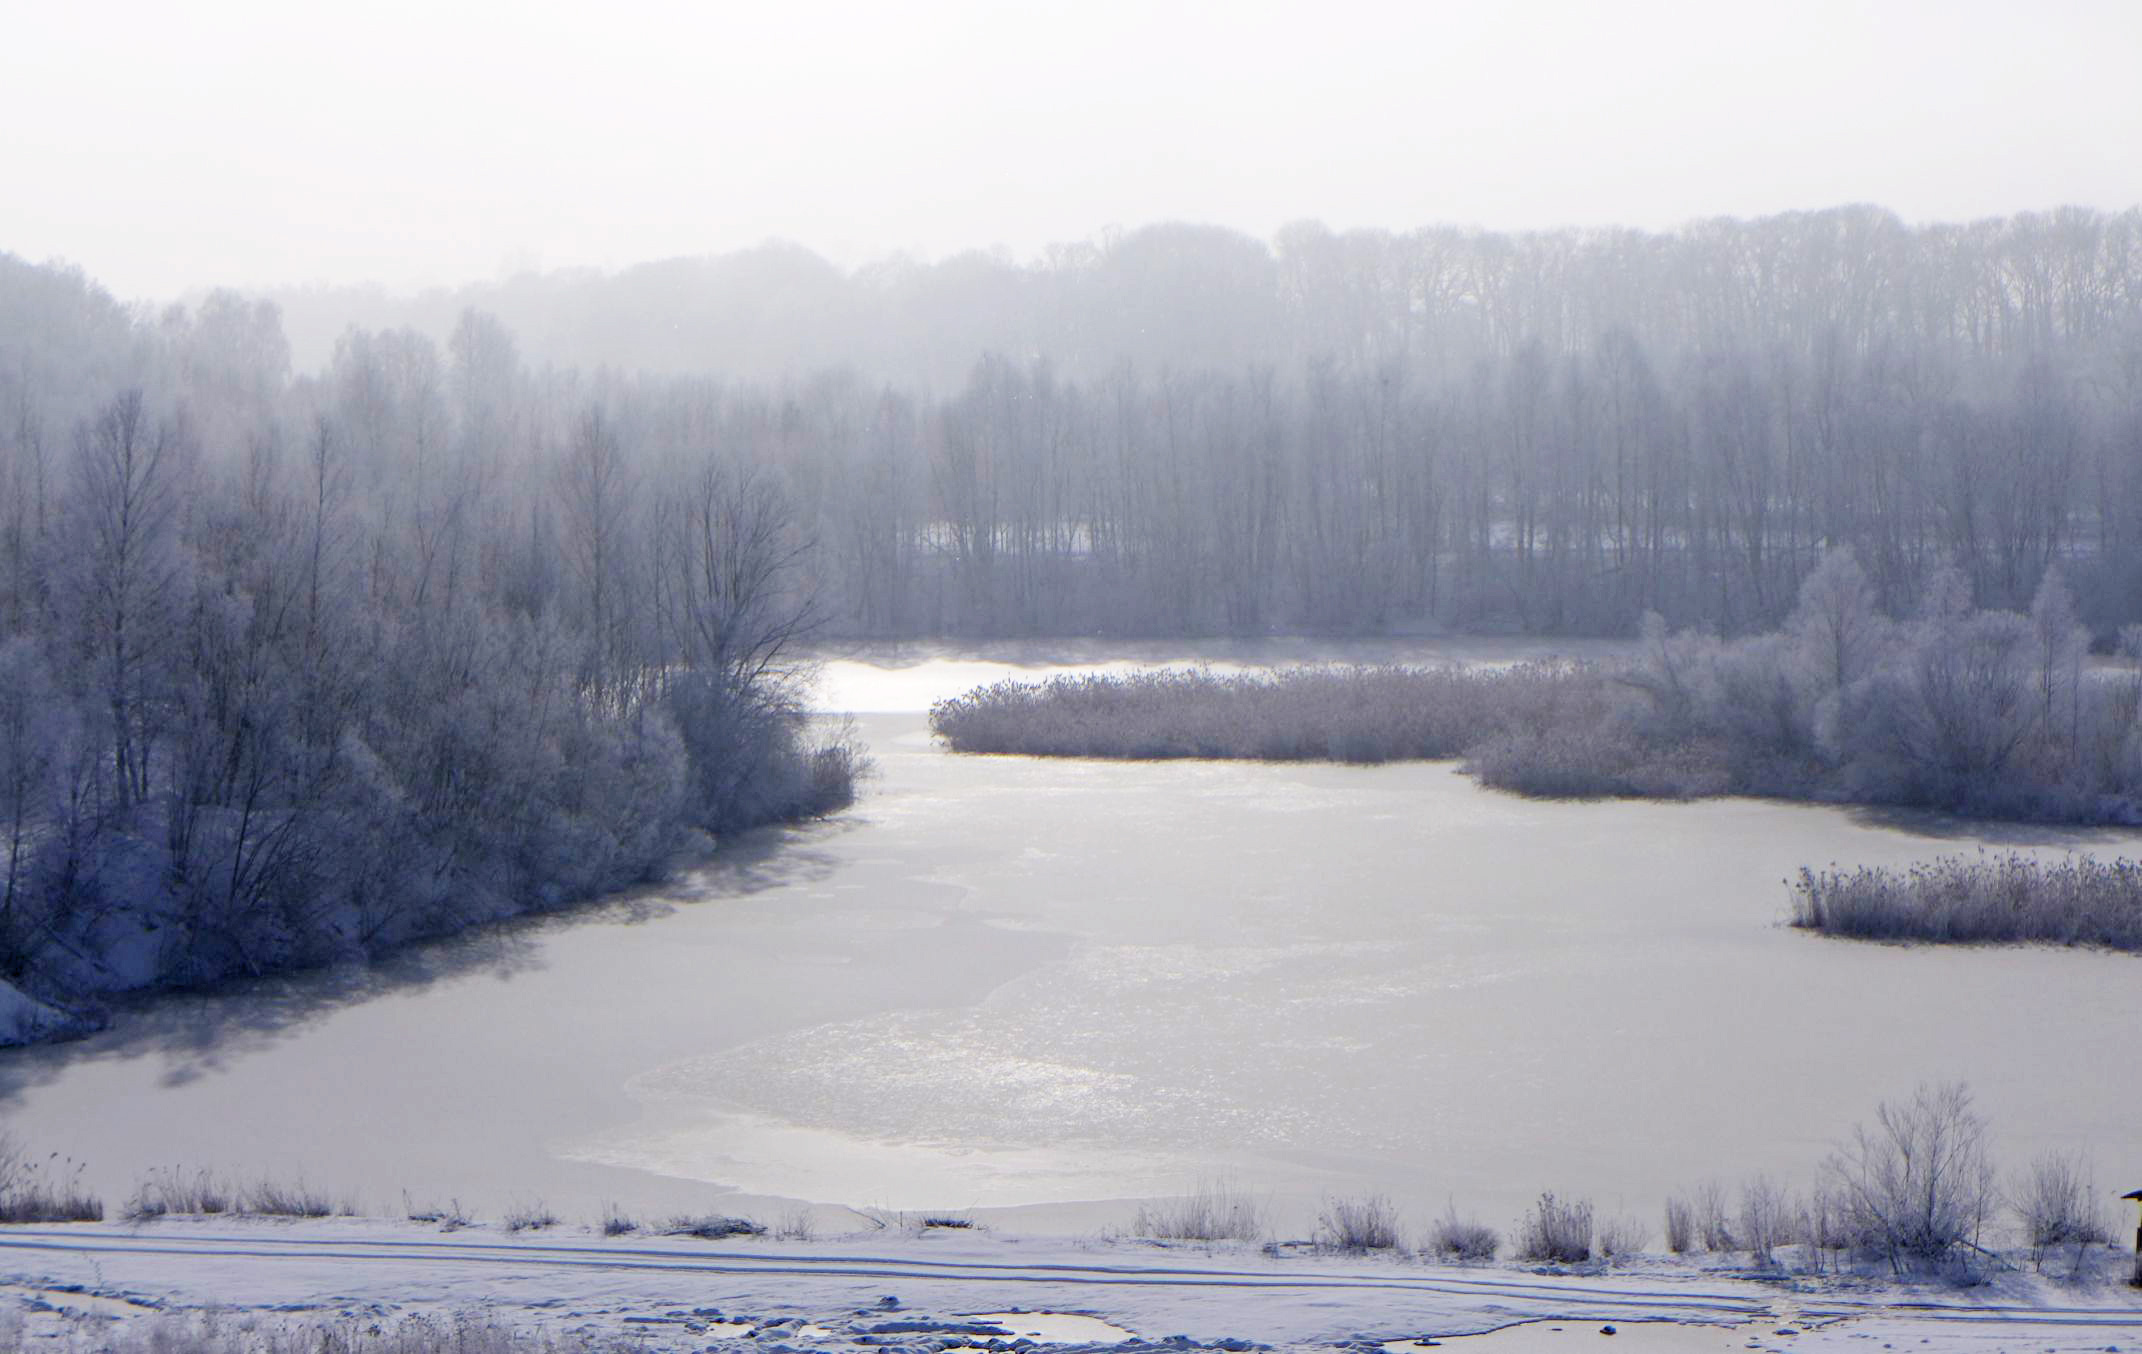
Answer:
[5,641,2136,1233]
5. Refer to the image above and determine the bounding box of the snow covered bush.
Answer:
[1595,1214,1650,1260]
[1662,1195,1694,1253]
[2011,1150,2109,1264]
[1737,1174,1798,1267]
[1515,1192,1593,1264]
[1316,1194,1402,1252]
[1823,1082,1995,1275]
[663,1214,766,1239]
[1425,1207,1499,1262]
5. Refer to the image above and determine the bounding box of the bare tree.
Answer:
[556,404,636,691]
[66,390,188,809]
[1823,1081,1995,1275]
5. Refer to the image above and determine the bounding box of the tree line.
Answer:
[0,268,857,1013]
[245,205,2142,639]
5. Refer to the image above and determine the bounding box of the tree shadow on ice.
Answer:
[521,817,854,933]
[0,823,850,1104]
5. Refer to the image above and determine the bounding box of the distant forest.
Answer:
[227,204,2142,639]
[9,205,2142,647]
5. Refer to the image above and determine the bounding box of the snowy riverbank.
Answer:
[3,1216,2139,1353]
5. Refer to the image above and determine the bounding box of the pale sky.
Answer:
[4,0,2139,302]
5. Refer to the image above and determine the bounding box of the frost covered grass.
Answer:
[1595,1214,1651,1260]
[1424,1208,1499,1262]
[127,1170,352,1221]
[1131,1179,1267,1243]
[403,1195,472,1231]
[1515,1193,1593,1264]
[244,1178,349,1218]
[127,1168,233,1220]
[0,1135,101,1223]
[1790,853,2142,951]
[930,661,1620,765]
[503,1200,559,1233]
[1316,1194,1403,1253]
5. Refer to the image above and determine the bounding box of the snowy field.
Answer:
[4,1217,2142,1353]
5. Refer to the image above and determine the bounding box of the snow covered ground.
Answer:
[2,1217,2138,1352]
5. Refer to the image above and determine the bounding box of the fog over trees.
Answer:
[240,205,2142,639]
[3,201,2140,1001]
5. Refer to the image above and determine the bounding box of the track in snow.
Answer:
[6,1227,2142,1337]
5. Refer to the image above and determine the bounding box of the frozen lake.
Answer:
[10,639,2137,1236]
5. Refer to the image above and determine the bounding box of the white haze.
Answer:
[3,0,2138,301]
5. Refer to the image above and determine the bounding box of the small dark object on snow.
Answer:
[878,1295,900,1308]
[2125,1189,2142,1287]
[1599,1326,1617,1336]
[662,1214,764,1239]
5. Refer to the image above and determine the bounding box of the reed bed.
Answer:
[1790,853,2142,952]
[930,662,1624,767]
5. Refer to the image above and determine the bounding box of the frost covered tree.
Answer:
[0,261,865,1011]
[1824,1081,1994,1274]
[1788,546,1888,694]
[2028,565,2087,758]
[62,390,190,810]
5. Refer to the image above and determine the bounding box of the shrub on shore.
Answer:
[128,1170,353,1220]
[1824,1081,1996,1276]
[663,1214,765,1239]
[1131,1178,1267,1243]
[1315,1194,1403,1252]
[2012,1150,2110,1265]
[503,1200,559,1232]
[1662,1194,1694,1253]
[1425,1207,1499,1262]
[1595,1214,1651,1260]
[1790,853,2142,952]
[1737,1175,1797,1267]
[1515,1193,1593,1264]
[127,1168,233,1221]
[244,1178,347,1218]
[404,1195,472,1230]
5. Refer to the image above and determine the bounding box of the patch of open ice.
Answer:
[963,1311,1137,1344]
[1382,1320,1754,1353]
